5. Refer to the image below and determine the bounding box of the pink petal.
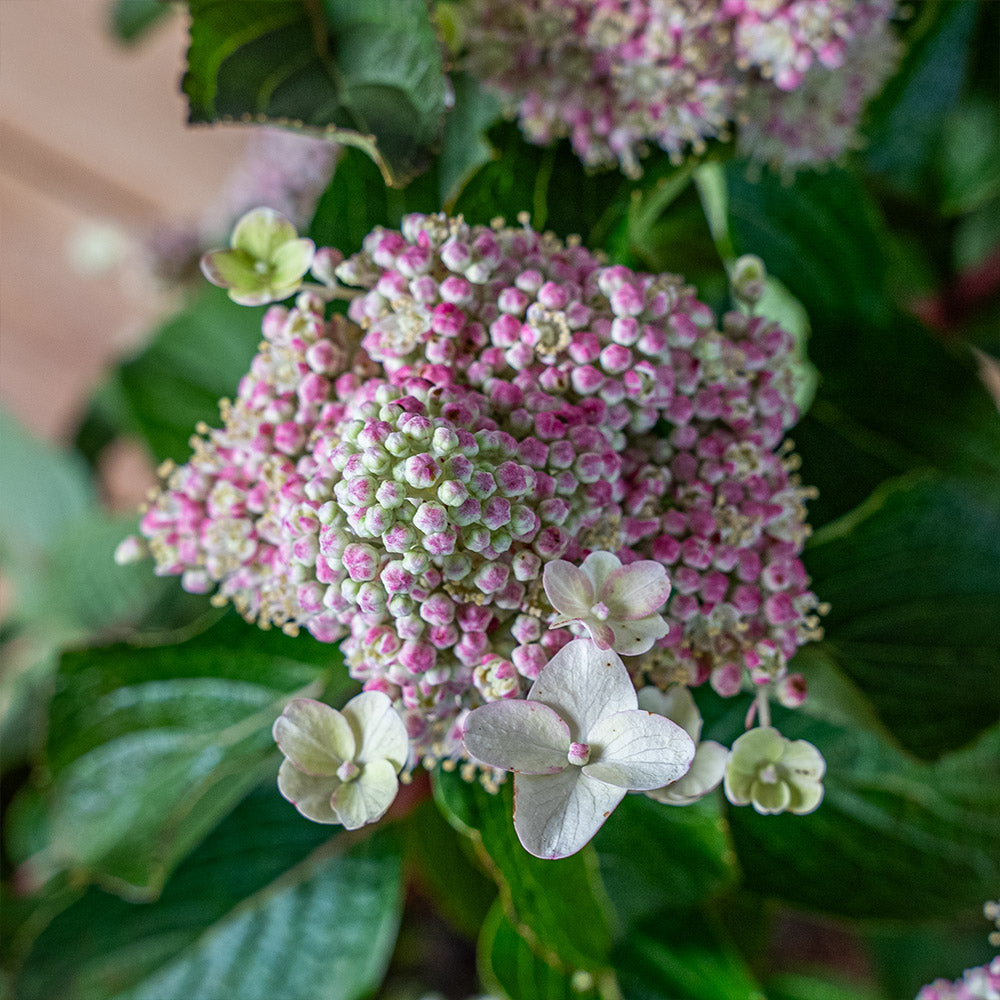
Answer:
[600,560,671,620]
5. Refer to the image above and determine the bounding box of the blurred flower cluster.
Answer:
[463,0,899,175]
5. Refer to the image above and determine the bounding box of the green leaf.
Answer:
[0,408,93,574]
[109,0,174,44]
[439,73,501,206]
[726,711,1000,920]
[726,164,892,342]
[804,473,1000,758]
[864,0,979,199]
[37,613,350,897]
[308,146,440,259]
[724,163,1000,526]
[90,285,265,464]
[402,798,496,939]
[478,902,604,1000]
[611,911,765,1000]
[593,793,738,930]
[764,972,885,1000]
[14,788,403,1000]
[432,769,613,973]
[183,0,446,187]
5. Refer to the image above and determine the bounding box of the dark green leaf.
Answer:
[804,473,1000,758]
[478,902,604,1000]
[308,146,440,258]
[726,712,1000,920]
[109,0,174,43]
[726,164,892,342]
[439,73,501,206]
[594,793,738,930]
[402,798,496,939]
[864,0,979,198]
[432,769,613,972]
[14,788,403,1000]
[38,613,350,896]
[612,910,765,1000]
[183,0,446,186]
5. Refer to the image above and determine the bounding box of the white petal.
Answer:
[513,769,625,859]
[330,759,399,830]
[647,740,728,805]
[636,685,703,742]
[232,206,297,258]
[527,639,636,742]
[463,700,570,774]
[343,690,408,769]
[580,550,621,592]
[583,709,695,790]
[273,699,354,776]
[609,615,670,656]
[542,561,594,618]
[600,560,671,620]
[276,760,340,824]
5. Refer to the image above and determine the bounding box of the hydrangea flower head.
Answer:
[638,685,728,806]
[274,692,408,828]
[463,638,695,858]
[916,958,1000,1000]
[543,551,670,654]
[463,0,898,175]
[135,211,823,769]
[724,725,825,815]
[201,207,315,305]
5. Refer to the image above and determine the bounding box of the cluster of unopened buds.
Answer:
[460,0,899,175]
[120,206,828,857]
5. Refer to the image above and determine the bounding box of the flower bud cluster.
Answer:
[135,212,822,763]
[463,0,898,175]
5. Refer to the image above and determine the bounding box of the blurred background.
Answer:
[0,0,247,446]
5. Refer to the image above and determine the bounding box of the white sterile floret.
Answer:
[273,692,408,829]
[463,638,695,859]
[637,686,728,806]
[543,551,671,655]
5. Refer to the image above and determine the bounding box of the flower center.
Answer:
[589,602,611,621]
[758,763,779,785]
[336,760,361,782]
[567,741,591,766]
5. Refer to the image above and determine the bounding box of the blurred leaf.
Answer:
[725,163,1000,526]
[611,910,765,1000]
[0,408,93,573]
[14,788,403,1000]
[432,769,613,973]
[937,96,1000,216]
[402,798,496,940]
[478,902,604,1000]
[183,0,446,186]
[804,473,1000,758]
[593,793,738,930]
[440,73,501,207]
[36,613,349,897]
[92,285,265,465]
[865,920,998,1000]
[726,711,1000,920]
[108,0,174,44]
[864,0,979,198]
[764,972,885,1000]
